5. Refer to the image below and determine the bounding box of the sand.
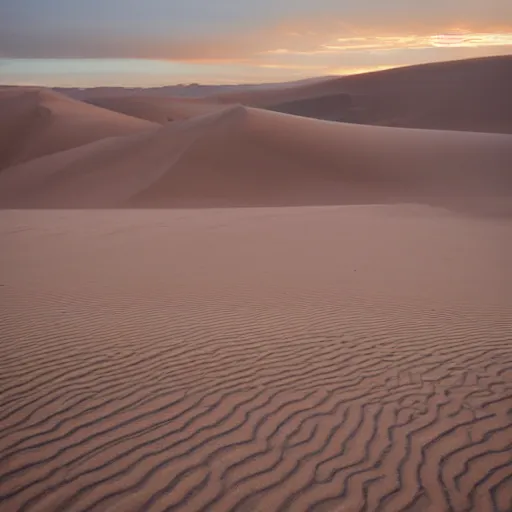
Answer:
[1,56,512,511]
[54,77,330,101]
[69,57,512,134]
[1,206,511,511]
[0,87,156,170]
[0,105,511,213]
[87,96,226,124]
[214,56,512,134]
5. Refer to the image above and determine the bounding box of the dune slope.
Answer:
[216,56,512,134]
[0,87,156,169]
[54,76,331,101]
[0,105,511,212]
[87,96,226,124]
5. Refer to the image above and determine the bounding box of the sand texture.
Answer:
[1,207,511,511]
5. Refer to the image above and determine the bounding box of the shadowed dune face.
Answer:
[216,56,512,135]
[1,207,511,511]
[87,97,178,124]
[269,93,354,122]
[0,87,156,170]
[0,104,511,214]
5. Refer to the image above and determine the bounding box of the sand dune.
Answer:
[1,206,511,511]
[54,76,331,101]
[87,96,226,124]
[0,87,156,169]
[0,104,511,212]
[215,56,512,134]
[269,93,354,122]
[1,56,511,510]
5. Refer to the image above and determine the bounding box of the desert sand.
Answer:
[1,57,512,511]
[0,87,156,170]
[87,96,227,124]
[214,56,512,134]
[54,76,330,101]
[0,105,511,212]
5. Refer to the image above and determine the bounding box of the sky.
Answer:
[1,0,511,87]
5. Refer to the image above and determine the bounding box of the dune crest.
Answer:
[0,87,156,170]
[0,103,511,213]
[215,56,512,134]
[87,96,227,124]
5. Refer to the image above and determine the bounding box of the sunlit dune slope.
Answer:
[0,87,156,169]
[0,104,510,211]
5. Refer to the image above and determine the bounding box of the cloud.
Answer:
[2,0,512,62]
[0,28,258,61]
[264,31,512,56]
[2,1,512,86]
[429,32,512,47]
[258,63,326,70]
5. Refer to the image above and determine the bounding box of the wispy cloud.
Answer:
[2,0,512,86]
[260,49,333,56]
[264,31,512,56]
[258,63,326,70]
[429,32,512,47]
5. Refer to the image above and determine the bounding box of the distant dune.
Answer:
[0,87,156,169]
[55,76,330,101]
[268,93,354,122]
[214,56,512,134]
[0,103,510,212]
[1,58,511,211]
[87,96,225,124]
[65,56,512,135]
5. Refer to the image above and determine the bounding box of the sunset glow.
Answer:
[1,0,511,86]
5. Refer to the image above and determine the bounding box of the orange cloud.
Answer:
[263,30,512,56]
[258,63,326,70]
[3,11,512,87]
[429,32,512,47]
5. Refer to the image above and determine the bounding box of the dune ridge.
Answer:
[0,103,511,213]
[48,57,512,134]
[86,96,226,124]
[53,76,331,101]
[0,87,156,170]
[214,56,512,134]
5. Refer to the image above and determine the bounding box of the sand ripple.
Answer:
[1,207,511,511]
